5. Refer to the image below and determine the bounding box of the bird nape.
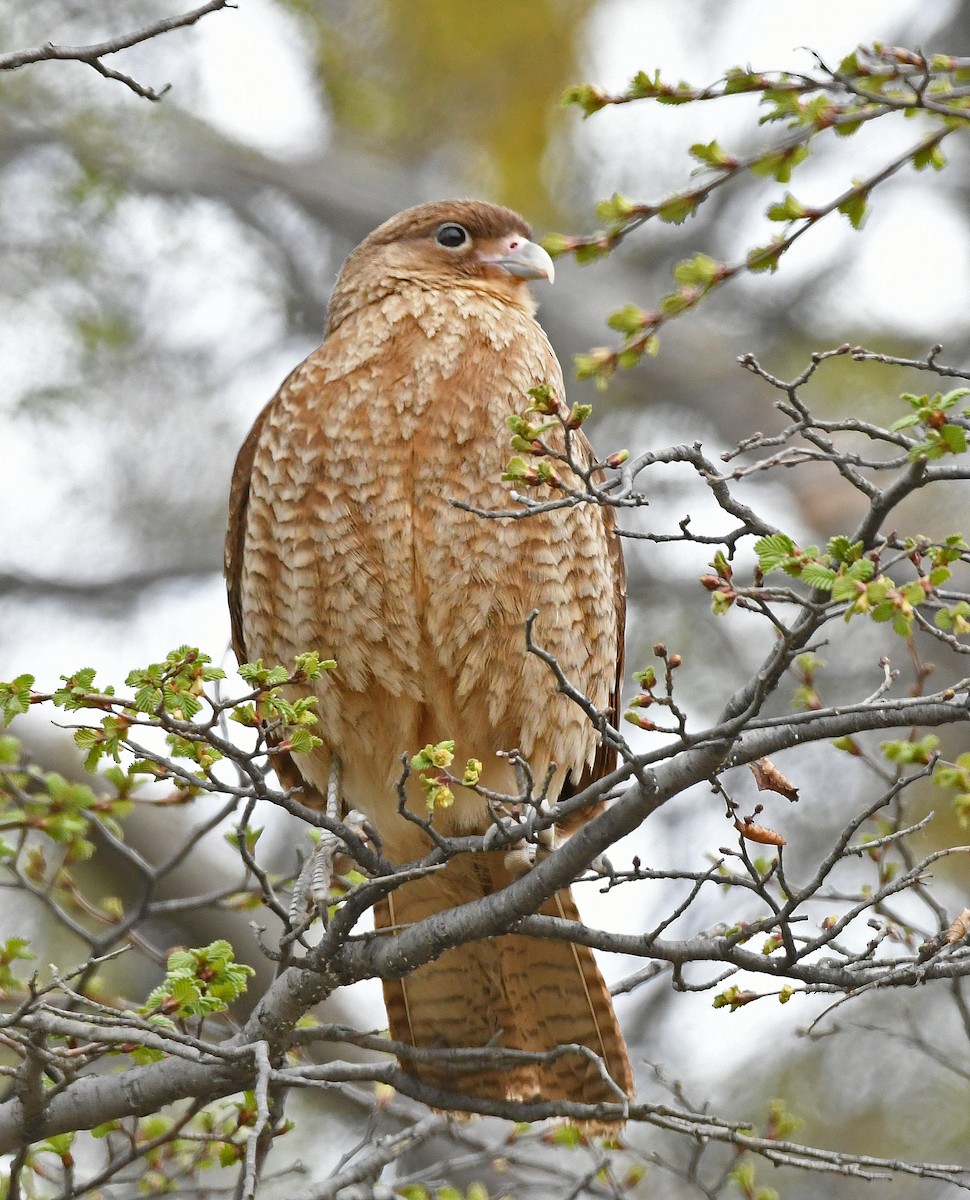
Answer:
[226,199,633,1113]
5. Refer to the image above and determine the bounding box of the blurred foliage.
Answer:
[279,0,593,216]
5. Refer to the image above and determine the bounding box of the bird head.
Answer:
[326,200,555,334]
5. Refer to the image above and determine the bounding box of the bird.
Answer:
[226,199,633,1108]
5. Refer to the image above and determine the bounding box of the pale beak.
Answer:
[485,238,555,284]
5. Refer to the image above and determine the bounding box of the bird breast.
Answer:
[241,284,616,836]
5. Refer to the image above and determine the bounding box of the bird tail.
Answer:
[375,852,632,1111]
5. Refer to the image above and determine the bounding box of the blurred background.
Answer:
[3,1,970,1194]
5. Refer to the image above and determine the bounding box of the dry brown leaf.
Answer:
[735,819,786,847]
[749,757,799,802]
[945,907,970,945]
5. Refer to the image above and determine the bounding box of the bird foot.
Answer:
[502,823,558,878]
[289,807,371,926]
[289,758,374,927]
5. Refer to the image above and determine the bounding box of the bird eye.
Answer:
[435,223,469,249]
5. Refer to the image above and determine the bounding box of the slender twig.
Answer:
[0,2,233,100]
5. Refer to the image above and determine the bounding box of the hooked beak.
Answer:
[484,238,555,284]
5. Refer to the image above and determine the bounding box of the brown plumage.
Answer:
[226,200,633,1108]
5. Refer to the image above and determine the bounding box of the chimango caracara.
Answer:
[226,200,633,1106]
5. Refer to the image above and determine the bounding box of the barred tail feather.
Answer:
[374,852,632,1115]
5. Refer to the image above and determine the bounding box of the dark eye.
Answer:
[436,223,469,249]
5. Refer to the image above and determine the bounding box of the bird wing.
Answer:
[557,470,626,831]
[225,396,312,801]
[226,404,268,668]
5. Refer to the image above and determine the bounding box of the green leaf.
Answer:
[410,741,455,771]
[461,758,482,786]
[594,192,636,223]
[724,68,766,94]
[574,348,615,382]
[759,85,803,125]
[526,383,557,412]
[0,734,21,765]
[746,242,784,273]
[655,80,697,106]
[0,675,34,726]
[36,1132,75,1159]
[567,403,593,429]
[766,192,807,222]
[142,940,255,1019]
[827,536,863,564]
[834,115,865,137]
[889,413,922,431]
[656,193,699,224]
[837,191,868,229]
[135,685,164,713]
[0,937,34,968]
[506,414,555,442]
[606,304,648,335]
[900,580,927,606]
[936,600,970,634]
[908,439,941,461]
[939,424,967,454]
[800,563,837,590]
[540,231,571,258]
[659,290,690,317]
[912,142,947,171]
[219,1142,242,1167]
[573,241,609,265]
[881,735,939,765]
[672,253,721,287]
[560,83,610,117]
[238,660,290,687]
[628,69,663,99]
[689,139,736,169]
[713,985,758,1010]
[52,667,100,710]
[550,1123,583,1148]
[831,559,875,601]
[731,1162,756,1190]
[711,590,735,615]
[420,775,454,811]
[749,143,809,182]
[294,651,336,678]
[754,533,796,572]
[933,761,970,790]
[287,727,322,755]
[91,1120,122,1139]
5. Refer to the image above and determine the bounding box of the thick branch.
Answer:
[0,958,329,1152]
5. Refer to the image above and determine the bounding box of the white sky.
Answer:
[191,0,331,155]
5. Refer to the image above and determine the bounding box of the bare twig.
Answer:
[0,1,233,100]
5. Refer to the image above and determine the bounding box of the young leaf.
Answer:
[837,191,868,229]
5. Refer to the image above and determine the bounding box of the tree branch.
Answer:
[0,1,233,101]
